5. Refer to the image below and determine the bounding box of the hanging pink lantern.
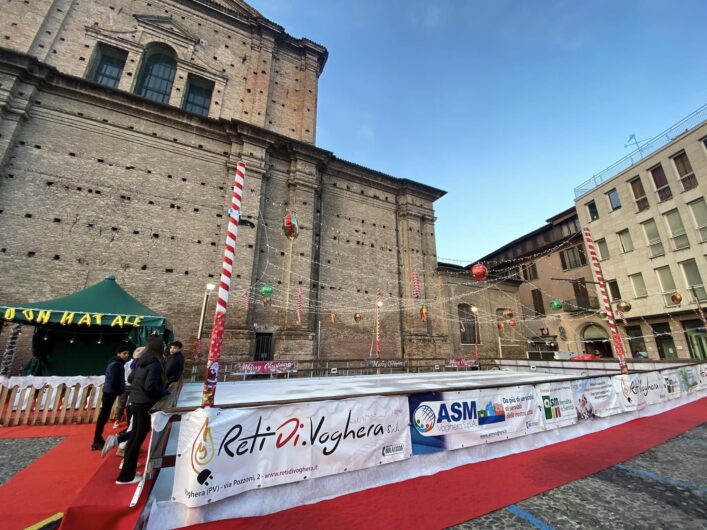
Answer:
[470,262,488,282]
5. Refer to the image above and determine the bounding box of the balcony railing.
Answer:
[670,231,690,251]
[563,297,600,312]
[648,239,665,258]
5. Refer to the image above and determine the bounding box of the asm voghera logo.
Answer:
[413,404,436,433]
[542,395,562,420]
[413,400,505,434]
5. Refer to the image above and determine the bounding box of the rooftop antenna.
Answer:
[624,133,648,159]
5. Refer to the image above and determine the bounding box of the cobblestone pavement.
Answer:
[0,436,63,485]
[451,423,707,530]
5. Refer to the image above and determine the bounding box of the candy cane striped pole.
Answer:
[583,227,628,374]
[375,288,381,357]
[201,162,246,407]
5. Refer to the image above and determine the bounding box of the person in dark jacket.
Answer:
[91,346,130,450]
[165,340,185,383]
[116,335,170,484]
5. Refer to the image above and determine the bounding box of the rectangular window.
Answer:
[642,218,664,258]
[688,198,707,242]
[560,244,587,270]
[458,305,477,345]
[617,229,634,253]
[596,238,610,260]
[650,164,672,202]
[629,272,647,298]
[531,289,545,316]
[586,200,599,221]
[629,177,649,212]
[607,188,621,211]
[672,151,697,191]
[523,262,538,281]
[560,218,580,237]
[626,326,647,358]
[655,266,677,306]
[88,43,128,88]
[607,280,621,301]
[183,75,215,117]
[664,209,689,250]
[680,259,706,302]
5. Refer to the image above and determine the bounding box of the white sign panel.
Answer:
[571,376,622,420]
[410,386,543,451]
[172,396,411,507]
[662,370,682,400]
[613,373,664,412]
[676,366,700,393]
[534,382,577,430]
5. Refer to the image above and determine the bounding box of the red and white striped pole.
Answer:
[583,227,628,374]
[201,162,246,407]
[375,288,381,357]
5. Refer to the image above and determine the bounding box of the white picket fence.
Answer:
[0,376,105,427]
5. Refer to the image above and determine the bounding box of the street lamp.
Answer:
[471,305,480,368]
[198,283,216,341]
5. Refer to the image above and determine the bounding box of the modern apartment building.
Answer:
[574,116,707,360]
[480,208,609,359]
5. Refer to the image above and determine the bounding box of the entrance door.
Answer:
[254,333,273,361]
[652,323,676,359]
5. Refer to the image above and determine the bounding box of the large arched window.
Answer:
[134,44,177,104]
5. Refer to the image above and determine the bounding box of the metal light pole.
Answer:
[471,305,479,367]
[197,283,216,342]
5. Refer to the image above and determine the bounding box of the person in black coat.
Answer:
[91,346,130,450]
[115,335,170,484]
[165,340,185,383]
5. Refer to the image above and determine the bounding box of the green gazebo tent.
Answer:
[0,276,172,376]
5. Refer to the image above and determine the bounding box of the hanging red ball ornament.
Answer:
[282,211,299,241]
[354,313,363,322]
[470,263,489,282]
[508,319,516,327]
[671,292,682,305]
[617,301,632,313]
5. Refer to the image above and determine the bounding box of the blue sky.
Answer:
[248,0,707,263]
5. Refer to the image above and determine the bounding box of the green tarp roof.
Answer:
[1,276,172,331]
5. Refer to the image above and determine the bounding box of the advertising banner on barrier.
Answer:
[696,363,707,390]
[172,396,411,507]
[676,365,700,393]
[662,370,682,400]
[613,372,664,412]
[534,382,577,430]
[408,386,543,454]
[571,377,622,420]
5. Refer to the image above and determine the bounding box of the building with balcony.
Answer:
[574,114,707,361]
[479,208,609,359]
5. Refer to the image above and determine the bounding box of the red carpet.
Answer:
[59,443,153,530]
[0,424,105,530]
[187,398,707,530]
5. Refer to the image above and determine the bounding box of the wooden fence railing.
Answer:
[0,376,105,427]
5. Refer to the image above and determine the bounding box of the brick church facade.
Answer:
[0,0,523,371]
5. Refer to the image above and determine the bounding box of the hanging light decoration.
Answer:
[503,308,513,320]
[470,262,488,282]
[617,301,632,313]
[354,313,363,322]
[330,313,337,325]
[671,292,683,305]
[412,271,421,298]
[282,211,299,240]
[420,304,428,322]
[497,322,505,334]
[550,299,563,311]
[260,284,273,305]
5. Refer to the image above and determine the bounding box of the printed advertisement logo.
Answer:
[191,418,215,486]
[382,443,404,457]
[542,395,561,420]
[477,401,505,425]
[413,404,436,433]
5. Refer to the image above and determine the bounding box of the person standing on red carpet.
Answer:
[115,335,170,485]
[91,346,130,451]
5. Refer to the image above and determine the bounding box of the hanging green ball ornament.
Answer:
[260,284,273,302]
[617,301,632,313]
[550,299,563,311]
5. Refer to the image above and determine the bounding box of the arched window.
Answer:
[134,44,176,104]
[458,304,476,345]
